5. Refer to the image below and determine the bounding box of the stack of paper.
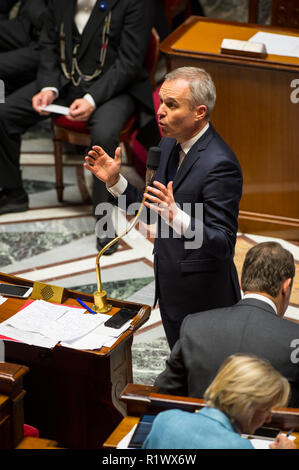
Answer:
[249,32,299,58]
[0,300,133,350]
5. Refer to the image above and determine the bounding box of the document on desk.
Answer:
[0,299,108,348]
[249,32,299,58]
[60,317,133,350]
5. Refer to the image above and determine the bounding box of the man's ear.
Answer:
[195,104,208,121]
[282,278,292,296]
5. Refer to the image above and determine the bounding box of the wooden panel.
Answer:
[103,384,299,448]
[160,17,299,240]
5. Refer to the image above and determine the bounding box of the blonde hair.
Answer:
[204,354,290,429]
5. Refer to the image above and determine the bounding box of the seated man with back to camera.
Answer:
[154,241,299,408]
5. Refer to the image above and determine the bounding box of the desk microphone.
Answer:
[145,146,161,187]
[93,146,161,313]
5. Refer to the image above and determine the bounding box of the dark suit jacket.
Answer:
[37,0,156,145]
[155,298,299,407]
[0,0,48,49]
[122,123,243,321]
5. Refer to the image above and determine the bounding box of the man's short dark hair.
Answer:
[241,242,295,297]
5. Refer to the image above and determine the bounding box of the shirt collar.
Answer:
[242,293,278,315]
[179,122,210,155]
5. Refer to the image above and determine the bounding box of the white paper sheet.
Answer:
[0,323,57,348]
[116,424,137,449]
[249,32,299,58]
[39,104,70,115]
[60,318,133,350]
[0,300,133,350]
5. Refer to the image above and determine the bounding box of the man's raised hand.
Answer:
[84,145,122,187]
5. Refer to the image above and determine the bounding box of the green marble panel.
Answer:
[71,276,155,301]
[0,231,92,267]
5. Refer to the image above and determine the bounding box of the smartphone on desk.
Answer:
[104,308,136,329]
[0,283,33,299]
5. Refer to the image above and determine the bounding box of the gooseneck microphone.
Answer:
[93,146,161,313]
[145,146,161,187]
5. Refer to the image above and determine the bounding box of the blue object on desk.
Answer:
[76,298,96,314]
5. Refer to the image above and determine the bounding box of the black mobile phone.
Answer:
[104,308,136,329]
[254,426,280,438]
[0,283,33,299]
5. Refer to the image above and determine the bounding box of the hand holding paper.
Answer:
[32,89,56,115]
[38,104,70,116]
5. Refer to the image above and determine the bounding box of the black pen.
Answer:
[286,429,294,437]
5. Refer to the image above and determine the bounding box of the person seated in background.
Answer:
[154,241,299,407]
[0,0,160,257]
[0,0,48,95]
[143,354,296,449]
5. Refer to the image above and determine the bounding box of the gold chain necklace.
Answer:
[60,11,111,87]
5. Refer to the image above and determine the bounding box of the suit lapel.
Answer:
[172,124,214,192]
[61,0,76,62]
[78,0,119,59]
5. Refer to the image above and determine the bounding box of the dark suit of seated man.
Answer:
[155,241,299,408]
[0,0,48,94]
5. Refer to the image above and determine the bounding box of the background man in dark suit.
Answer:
[0,0,159,254]
[155,241,299,407]
[84,66,243,348]
[0,0,48,94]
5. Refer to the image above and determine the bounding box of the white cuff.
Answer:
[42,87,59,99]
[84,93,96,109]
[107,174,128,197]
[170,207,191,235]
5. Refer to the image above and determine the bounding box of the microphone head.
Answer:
[146,147,161,170]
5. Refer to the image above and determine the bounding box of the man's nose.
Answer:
[157,102,166,117]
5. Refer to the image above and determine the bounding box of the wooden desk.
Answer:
[160,17,299,241]
[0,273,151,449]
[104,384,299,448]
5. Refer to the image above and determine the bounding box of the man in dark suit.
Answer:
[0,0,159,254]
[84,66,243,347]
[155,241,299,407]
[0,0,48,94]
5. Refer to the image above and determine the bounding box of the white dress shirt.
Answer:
[242,293,278,314]
[75,0,97,34]
[108,122,210,235]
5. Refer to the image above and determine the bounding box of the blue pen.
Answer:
[76,298,96,314]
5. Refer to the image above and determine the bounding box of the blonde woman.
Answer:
[143,354,296,449]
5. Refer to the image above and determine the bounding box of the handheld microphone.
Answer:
[145,146,161,187]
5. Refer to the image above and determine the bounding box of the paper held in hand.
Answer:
[39,104,70,115]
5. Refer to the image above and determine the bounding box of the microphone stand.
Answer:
[92,189,148,313]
